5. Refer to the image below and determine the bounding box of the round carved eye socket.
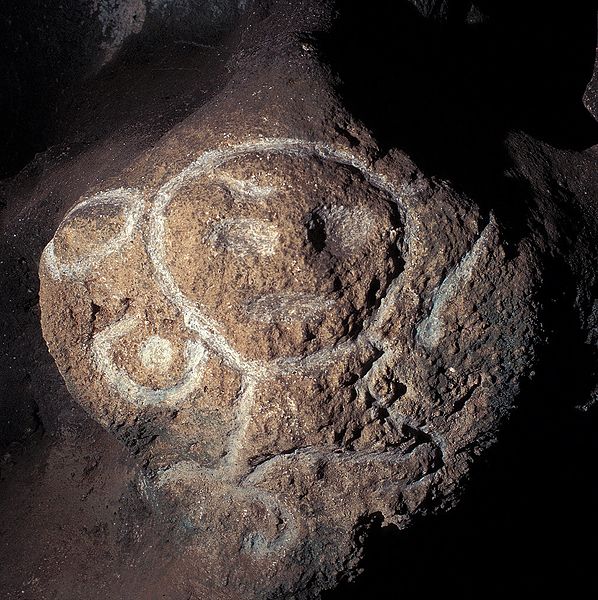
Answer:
[47,188,144,280]
[304,203,386,256]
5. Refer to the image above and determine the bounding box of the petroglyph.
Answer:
[38,139,422,556]
[205,217,280,256]
[41,187,144,281]
[41,137,528,565]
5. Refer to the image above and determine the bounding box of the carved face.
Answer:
[160,151,402,360]
[39,139,540,595]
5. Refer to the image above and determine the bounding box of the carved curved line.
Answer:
[146,139,408,468]
[41,188,145,281]
[243,442,442,480]
[91,315,208,407]
[272,338,356,375]
[154,460,299,555]
[416,216,497,350]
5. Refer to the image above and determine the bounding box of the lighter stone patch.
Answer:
[139,335,174,372]
[320,204,377,252]
[96,0,147,66]
[244,292,336,324]
[206,217,279,257]
[417,216,497,350]
[218,174,276,201]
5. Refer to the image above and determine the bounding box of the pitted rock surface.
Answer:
[0,0,594,597]
[39,135,541,597]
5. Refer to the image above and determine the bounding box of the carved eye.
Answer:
[92,315,209,407]
[217,174,276,201]
[306,204,376,254]
[205,218,279,257]
[44,188,144,280]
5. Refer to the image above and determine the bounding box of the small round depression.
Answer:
[138,335,175,373]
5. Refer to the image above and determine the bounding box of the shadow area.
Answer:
[322,6,598,591]
[323,253,598,597]
[0,0,242,180]
[323,0,598,199]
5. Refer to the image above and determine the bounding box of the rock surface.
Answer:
[39,146,540,596]
[37,4,542,592]
[1,0,596,599]
[584,41,598,123]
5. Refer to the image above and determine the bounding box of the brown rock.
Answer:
[39,139,540,597]
[36,2,543,597]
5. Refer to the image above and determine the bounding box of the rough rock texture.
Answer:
[39,151,540,596]
[0,0,242,177]
[2,1,597,599]
[37,3,541,596]
[584,36,598,123]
